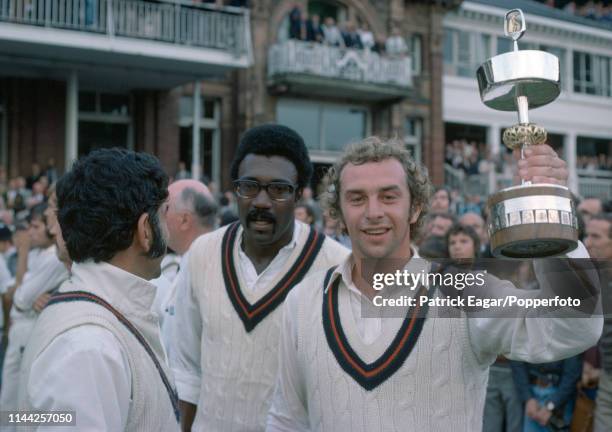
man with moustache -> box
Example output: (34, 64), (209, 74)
(17, 149), (180, 432)
(171, 124), (349, 431)
(267, 137), (601, 431)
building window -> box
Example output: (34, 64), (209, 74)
(178, 95), (221, 184)
(409, 34), (422, 75)
(444, 28), (490, 78)
(574, 51), (612, 97)
(276, 99), (369, 159)
(404, 118), (422, 164)
(78, 91), (131, 156)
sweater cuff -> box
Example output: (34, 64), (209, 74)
(173, 368), (200, 405)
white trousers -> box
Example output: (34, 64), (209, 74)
(0, 317), (36, 432)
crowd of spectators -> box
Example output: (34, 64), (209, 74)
(0, 160), (58, 227)
(287, 5), (409, 56)
(444, 139), (612, 179)
(578, 154), (612, 171)
(540, 0), (612, 23)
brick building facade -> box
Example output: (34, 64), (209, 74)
(0, 0), (462, 190)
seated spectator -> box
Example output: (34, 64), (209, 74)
(298, 12), (310, 41)
(322, 213), (351, 249)
(563, 1), (577, 14)
(457, 193), (483, 216)
(289, 6), (303, 40)
(26, 182), (45, 208)
(175, 161), (191, 180)
(358, 22), (375, 50)
(578, 197), (603, 223)
(459, 212), (490, 256)
(431, 186), (451, 213)
(342, 21), (363, 49)
(385, 27), (408, 56)
(418, 235), (448, 259)
(372, 34), (386, 55)
(294, 203), (315, 227)
(26, 163), (41, 190)
(306, 14), (324, 43)
(322, 17), (345, 47)
(426, 212), (457, 238)
(446, 224), (480, 260)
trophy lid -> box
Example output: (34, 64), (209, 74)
(476, 9), (560, 112)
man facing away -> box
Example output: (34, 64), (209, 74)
(17, 148), (180, 432)
(267, 137), (602, 432)
(171, 124), (349, 431)
(153, 179), (217, 362)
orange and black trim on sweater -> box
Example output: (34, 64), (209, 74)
(322, 266), (434, 391)
(222, 222), (326, 332)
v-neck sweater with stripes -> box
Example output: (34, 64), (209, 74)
(268, 246), (602, 432)
(179, 222), (349, 432)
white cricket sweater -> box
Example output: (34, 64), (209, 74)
(17, 261), (180, 432)
(181, 222), (349, 431)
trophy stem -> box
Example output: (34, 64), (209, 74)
(516, 95), (531, 185)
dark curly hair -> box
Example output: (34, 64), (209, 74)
(56, 148), (169, 263)
(445, 223), (480, 258)
(230, 124), (313, 189)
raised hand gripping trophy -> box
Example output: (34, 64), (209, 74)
(476, 9), (578, 258)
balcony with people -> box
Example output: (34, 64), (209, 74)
(267, 2), (415, 101)
(0, 0), (253, 88)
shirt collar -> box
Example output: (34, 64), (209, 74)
(238, 220), (302, 256)
(66, 260), (158, 318)
(325, 245), (426, 295)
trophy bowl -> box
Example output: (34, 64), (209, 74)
(476, 50), (560, 111)
(488, 184), (579, 258)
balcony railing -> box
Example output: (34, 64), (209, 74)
(268, 40), (412, 88)
(577, 169), (612, 200)
(445, 164), (612, 201)
(0, 0), (250, 55)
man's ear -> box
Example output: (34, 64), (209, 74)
(180, 212), (192, 231)
(295, 187), (303, 202)
(136, 213), (152, 253)
(409, 205), (422, 225)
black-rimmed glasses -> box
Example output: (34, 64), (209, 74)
(233, 179), (297, 202)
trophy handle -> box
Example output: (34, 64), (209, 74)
(504, 9), (526, 52)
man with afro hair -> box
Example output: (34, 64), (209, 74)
(171, 124), (349, 431)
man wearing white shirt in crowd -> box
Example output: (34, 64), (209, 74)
(0, 203), (68, 424)
(171, 125), (349, 431)
(0, 225), (14, 388)
(267, 137), (602, 431)
(385, 27), (408, 56)
(17, 149), (180, 432)
(152, 179), (217, 363)
(322, 17), (345, 47)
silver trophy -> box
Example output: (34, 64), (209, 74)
(476, 9), (578, 258)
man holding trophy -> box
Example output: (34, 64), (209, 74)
(266, 9), (602, 432)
